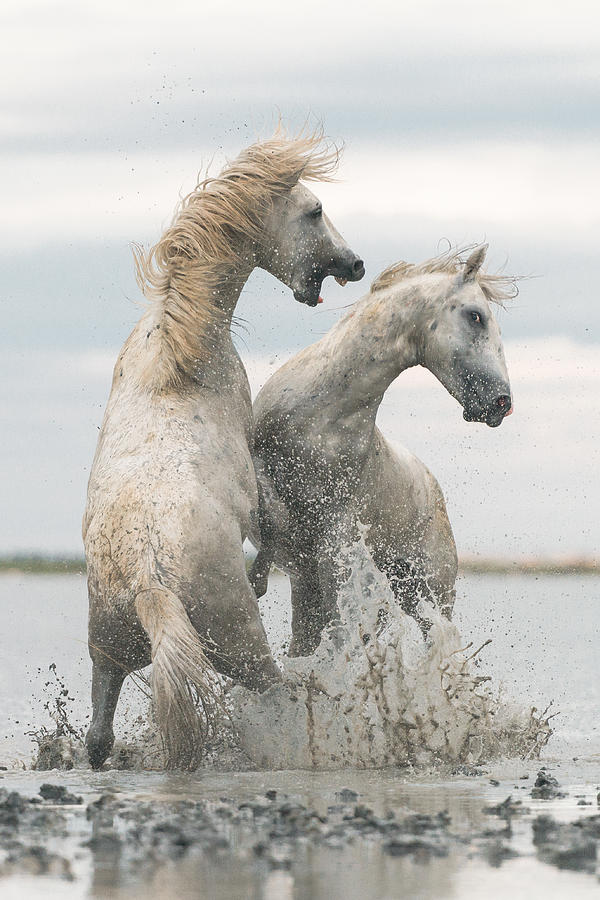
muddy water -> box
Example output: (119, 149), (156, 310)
(1, 571), (600, 897)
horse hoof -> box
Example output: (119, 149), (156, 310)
(86, 728), (114, 770)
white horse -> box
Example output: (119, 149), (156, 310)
(250, 246), (515, 654)
(83, 133), (365, 770)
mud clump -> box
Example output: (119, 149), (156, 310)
(39, 784), (83, 805)
(531, 769), (568, 800)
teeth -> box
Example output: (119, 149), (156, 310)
(335, 277), (348, 287)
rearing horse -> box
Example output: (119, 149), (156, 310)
(83, 133), (365, 770)
(250, 246), (515, 654)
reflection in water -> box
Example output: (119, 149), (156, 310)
(88, 803), (123, 897)
(91, 843), (460, 900)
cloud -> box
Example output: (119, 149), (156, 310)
(2, 0), (600, 153)
(3, 138), (600, 250)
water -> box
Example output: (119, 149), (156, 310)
(234, 541), (551, 769)
(1, 569), (600, 896)
(1, 568), (599, 763)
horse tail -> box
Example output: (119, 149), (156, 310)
(135, 586), (219, 770)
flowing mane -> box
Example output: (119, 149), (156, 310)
(132, 130), (340, 389)
(370, 245), (519, 306)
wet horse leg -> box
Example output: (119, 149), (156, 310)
(248, 546), (273, 599)
(289, 569), (327, 657)
(288, 550), (344, 657)
(86, 653), (127, 770)
(185, 559), (282, 692)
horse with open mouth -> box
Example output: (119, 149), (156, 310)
(82, 131), (364, 770)
(250, 245), (516, 654)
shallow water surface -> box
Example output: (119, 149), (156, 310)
(2, 762), (600, 899)
(1, 571), (600, 897)
(2, 570), (600, 761)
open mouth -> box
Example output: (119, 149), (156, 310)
(294, 263), (365, 306)
(293, 280), (324, 307)
(294, 274), (350, 306)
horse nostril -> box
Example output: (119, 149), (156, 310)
(353, 258), (364, 275)
(496, 394), (511, 410)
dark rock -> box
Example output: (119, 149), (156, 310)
(38, 784), (82, 805)
(337, 788), (358, 802)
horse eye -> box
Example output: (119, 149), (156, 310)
(470, 311), (482, 324)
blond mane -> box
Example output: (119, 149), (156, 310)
(132, 129), (340, 389)
(371, 245), (519, 306)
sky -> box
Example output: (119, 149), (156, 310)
(1, 0), (600, 556)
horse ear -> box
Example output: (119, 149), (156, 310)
(462, 244), (488, 282)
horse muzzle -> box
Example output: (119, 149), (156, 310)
(330, 255), (365, 286)
(463, 393), (513, 428)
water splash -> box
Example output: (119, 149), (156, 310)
(233, 537), (552, 769)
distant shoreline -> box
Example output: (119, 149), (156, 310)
(0, 555), (598, 577)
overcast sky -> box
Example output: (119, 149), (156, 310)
(1, 0), (599, 554)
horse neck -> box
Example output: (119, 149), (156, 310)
(306, 288), (421, 427)
(142, 258), (253, 392)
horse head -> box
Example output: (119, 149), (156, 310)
(258, 184), (365, 307)
(419, 246), (513, 428)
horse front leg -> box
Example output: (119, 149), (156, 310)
(288, 531), (347, 656)
(288, 569), (328, 657)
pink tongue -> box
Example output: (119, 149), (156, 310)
(317, 296), (324, 304)
(506, 404), (514, 416)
